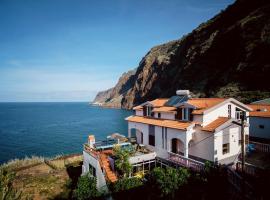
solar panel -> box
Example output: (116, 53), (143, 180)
(165, 95), (188, 106)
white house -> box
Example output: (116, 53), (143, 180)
(248, 99), (270, 142)
(126, 90), (252, 164)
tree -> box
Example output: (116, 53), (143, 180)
(74, 173), (99, 200)
(149, 167), (190, 198)
(113, 145), (132, 178)
(0, 167), (21, 200)
(111, 177), (143, 193)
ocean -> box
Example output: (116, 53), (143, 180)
(0, 102), (132, 164)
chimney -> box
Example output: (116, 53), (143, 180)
(88, 135), (95, 148)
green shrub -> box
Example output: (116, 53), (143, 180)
(74, 173), (99, 200)
(111, 177), (143, 193)
(149, 167), (190, 198)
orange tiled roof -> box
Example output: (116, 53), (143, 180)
(150, 99), (169, 107)
(133, 97), (227, 114)
(202, 117), (230, 132)
(152, 106), (176, 113)
(188, 98), (227, 114)
(248, 104), (270, 118)
(126, 115), (192, 130)
(133, 98), (169, 110)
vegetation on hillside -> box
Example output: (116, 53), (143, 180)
(74, 173), (99, 200)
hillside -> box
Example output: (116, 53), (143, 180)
(94, 0), (270, 109)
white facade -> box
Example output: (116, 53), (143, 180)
(128, 98), (251, 165)
(82, 151), (107, 190)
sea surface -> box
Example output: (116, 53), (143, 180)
(0, 102), (132, 164)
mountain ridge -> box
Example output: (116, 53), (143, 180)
(93, 0), (270, 109)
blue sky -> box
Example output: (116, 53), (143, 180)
(0, 0), (235, 102)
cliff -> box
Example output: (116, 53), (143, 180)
(93, 69), (136, 108)
(94, 0), (270, 109)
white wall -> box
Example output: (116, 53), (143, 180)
(203, 102), (249, 126)
(189, 129), (214, 161)
(82, 151), (107, 190)
(249, 117), (270, 139)
(193, 115), (203, 124)
(135, 110), (143, 116)
(214, 124), (241, 163)
(153, 112), (175, 120)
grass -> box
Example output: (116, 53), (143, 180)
(1, 154), (83, 200)
(2, 156), (45, 171)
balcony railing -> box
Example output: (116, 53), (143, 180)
(168, 152), (205, 172)
(249, 141), (270, 153)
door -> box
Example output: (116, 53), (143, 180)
(172, 138), (178, 153)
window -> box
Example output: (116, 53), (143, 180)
(259, 125), (264, 129)
(182, 108), (190, 121)
(222, 143), (230, 154)
(238, 140), (241, 146)
(235, 108), (246, 120)
(143, 105), (153, 117)
(214, 150), (217, 155)
(89, 164), (96, 177)
(149, 125), (155, 146)
(228, 105), (231, 118)
(158, 113), (161, 118)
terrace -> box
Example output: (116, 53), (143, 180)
(83, 133), (157, 183)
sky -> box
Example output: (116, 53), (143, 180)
(0, 0), (235, 102)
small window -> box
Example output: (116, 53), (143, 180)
(239, 140), (241, 146)
(222, 143), (230, 154)
(214, 150), (217, 155)
(149, 135), (155, 146)
(158, 113), (161, 118)
(149, 125), (155, 146)
(259, 125), (264, 129)
(182, 108), (189, 121)
(228, 105), (231, 118)
(89, 164), (96, 177)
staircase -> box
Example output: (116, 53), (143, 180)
(99, 153), (118, 183)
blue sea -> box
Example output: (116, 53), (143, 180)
(0, 102), (132, 164)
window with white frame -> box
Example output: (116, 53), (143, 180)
(235, 108), (245, 120)
(228, 105), (231, 118)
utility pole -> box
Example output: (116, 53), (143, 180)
(241, 112), (246, 174)
(233, 111), (247, 198)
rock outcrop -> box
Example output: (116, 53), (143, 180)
(93, 69), (136, 108)
(94, 0), (270, 109)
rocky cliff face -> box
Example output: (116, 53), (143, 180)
(94, 0), (270, 109)
(93, 69), (136, 108)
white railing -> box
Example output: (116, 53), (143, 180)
(249, 141), (270, 153)
(168, 152), (205, 172)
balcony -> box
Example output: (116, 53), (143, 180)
(168, 152), (205, 172)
